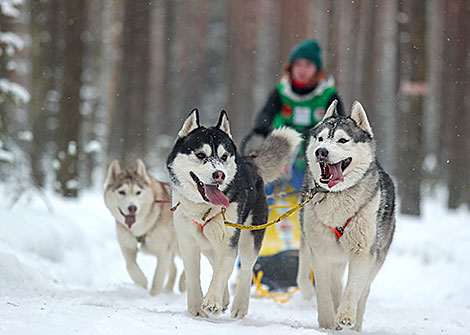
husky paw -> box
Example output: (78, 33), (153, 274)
(188, 307), (208, 318)
(336, 311), (355, 329)
(299, 285), (315, 301)
(202, 297), (224, 316)
(318, 314), (336, 330)
(149, 288), (160, 296)
(127, 265), (148, 289)
(231, 306), (248, 319)
(163, 286), (173, 294)
(130, 274), (148, 289)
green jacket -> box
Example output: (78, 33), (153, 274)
(273, 76), (337, 171)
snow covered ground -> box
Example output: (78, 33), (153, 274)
(1, 186), (469, 334)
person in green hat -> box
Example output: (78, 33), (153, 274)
(252, 39), (345, 190)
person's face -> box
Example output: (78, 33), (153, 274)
(291, 58), (317, 84)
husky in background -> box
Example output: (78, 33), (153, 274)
(298, 101), (396, 331)
(104, 159), (184, 295)
(167, 109), (301, 318)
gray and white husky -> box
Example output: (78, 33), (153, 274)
(104, 159), (184, 295)
(298, 101), (396, 331)
(167, 109), (301, 318)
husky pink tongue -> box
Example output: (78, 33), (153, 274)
(204, 184), (229, 208)
(125, 215), (136, 228)
(327, 162), (344, 188)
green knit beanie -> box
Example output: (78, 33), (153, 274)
(288, 39), (322, 69)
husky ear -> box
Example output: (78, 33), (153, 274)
(105, 160), (121, 187)
(216, 110), (232, 139)
(322, 100), (339, 120)
(136, 159), (151, 183)
(350, 101), (373, 137)
(177, 108), (200, 138)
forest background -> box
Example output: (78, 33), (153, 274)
(1, 0), (469, 216)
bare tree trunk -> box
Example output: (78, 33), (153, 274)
(374, 0), (398, 175)
(447, 0), (470, 209)
(56, 0), (87, 197)
(29, 0), (50, 186)
(396, 0), (427, 215)
(335, 0), (359, 110)
(162, 0), (180, 135)
(226, 0), (257, 140)
(423, 0), (445, 190)
(326, 0), (339, 78)
(279, 0), (310, 60)
(201, 0), (229, 124)
(111, 0), (151, 167)
(252, 0), (282, 123)
(359, 0), (378, 119)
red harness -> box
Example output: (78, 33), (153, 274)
(328, 217), (352, 240)
(154, 199), (171, 204)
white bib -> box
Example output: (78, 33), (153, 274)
(293, 106), (311, 126)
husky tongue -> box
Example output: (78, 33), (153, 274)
(125, 215), (136, 228)
(327, 162), (344, 188)
(204, 184), (229, 208)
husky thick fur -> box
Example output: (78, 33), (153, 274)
(298, 101), (396, 331)
(104, 159), (184, 295)
(167, 109), (301, 318)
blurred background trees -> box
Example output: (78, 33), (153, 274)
(0, 0), (469, 214)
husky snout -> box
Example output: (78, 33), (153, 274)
(315, 147), (329, 161)
(212, 170), (225, 182)
(128, 205), (137, 214)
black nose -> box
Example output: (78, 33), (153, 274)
(128, 205), (137, 214)
(212, 170), (225, 182)
(315, 148), (329, 159)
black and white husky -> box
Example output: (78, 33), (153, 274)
(167, 109), (301, 318)
(298, 101), (396, 331)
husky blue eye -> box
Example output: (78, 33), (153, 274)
(338, 138), (349, 144)
(119, 190), (126, 195)
(196, 152), (206, 159)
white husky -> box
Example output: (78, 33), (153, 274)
(104, 159), (184, 295)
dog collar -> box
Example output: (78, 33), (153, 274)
(329, 217), (352, 240)
(136, 234), (146, 244)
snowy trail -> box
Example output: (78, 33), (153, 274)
(1, 189), (469, 334)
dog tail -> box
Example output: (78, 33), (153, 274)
(251, 127), (302, 184)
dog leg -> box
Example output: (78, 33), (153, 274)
(231, 230), (258, 318)
(336, 253), (372, 330)
(297, 235), (315, 300)
(201, 248), (229, 312)
(120, 246), (147, 289)
(179, 235), (207, 317)
(354, 262), (381, 331)
(116, 224), (148, 289)
(310, 252), (336, 329)
(163, 255), (177, 293)
(222, 284), (230, 312)
(354, 285), (370, 332)
(178, 270), (186, 292)
(330, 262), (346, 312)
(150, 254), (170, 296)
(202, 246), (237, 316)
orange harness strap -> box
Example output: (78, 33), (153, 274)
(329, 217), (352, 240)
